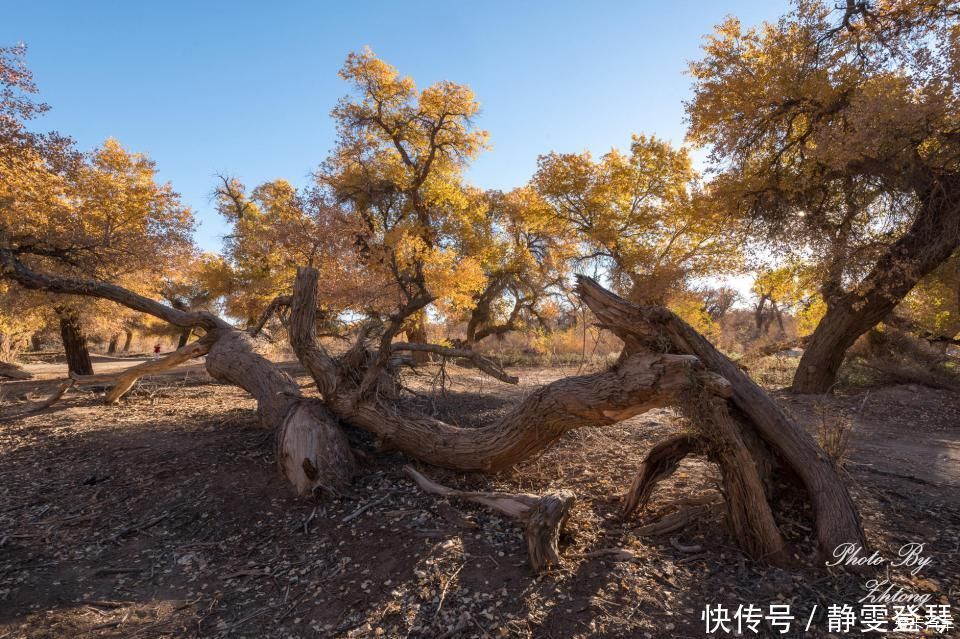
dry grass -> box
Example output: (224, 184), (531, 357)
(812, 400), (856, 468)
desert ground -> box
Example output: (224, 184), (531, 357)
(1, 359), (957, 638)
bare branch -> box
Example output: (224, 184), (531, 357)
(0, 379), (74, 422)
(249, 295), (292, 337)
(71, 339), (212, 403)
(390, 342), (519, 385)
(404, 466), (575, 571)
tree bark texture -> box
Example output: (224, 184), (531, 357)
(57, 308), (93, 376)
(575, 275), (866, 558)
(793, 173), (960, 392)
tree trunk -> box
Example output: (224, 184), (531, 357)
(31, 334), (43, 351)
(754, 294), (769, 333)
(575, 275), (866, 559)
(177, 327), (192, 348)
(791, 305), (860, 393)
(74, 339), (212, 403)
(3, 253), (866, 565)
(772, 302), (785, 334)
(332, 352), (731, 471)
(107, 333), (120, 354)
(57, 309), (93, 376)
(405, 311), (430, 364)
(793, 173), (960, 393)
(122, 329), (133, 352)
(204, 329), (354, 493)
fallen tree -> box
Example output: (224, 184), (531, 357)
(0, 250), (865, 568)
(0, 360), (32, 380)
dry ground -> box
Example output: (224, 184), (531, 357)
(1, 361), (958, 638)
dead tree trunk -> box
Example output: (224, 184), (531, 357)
(122, 329), (133, 352)
(575, 275), (866, 559)
(204, 329), (355, 494)
(290, 267), (792, 563)
(1, 251), (866, 567)
(0, 251), (353, 496)
(56, 308), (93, 376)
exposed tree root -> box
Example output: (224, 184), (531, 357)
(576, 275), (865, 558)
(404, 466), (575, 572)
(622, 434), (701, 519)
(689, 395), (788, 561)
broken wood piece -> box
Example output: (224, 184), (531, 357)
(403, 465), (574, 572)
(633, 501), (722, 536)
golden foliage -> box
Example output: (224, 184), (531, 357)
(534, 135), (739, 302)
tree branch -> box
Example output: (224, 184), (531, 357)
(0, 250), (229, 331)
(390, 342), (519, 384)
(249, 295), (292, 337)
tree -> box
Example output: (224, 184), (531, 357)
(1, 46), (196, 373)
(316, 48), (490, 361)
(450, 187), (573, 347)
(701, 285), (739, 322)
(900, 251), (960, 344)
(687, 0), (960, 392)
(533, 134), (738, 305)
(0, 282), (45, 363)
(214, 176), (372, 329)
(1, 47), (867, 570)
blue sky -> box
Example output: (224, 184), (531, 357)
(4, 1), (789, 253)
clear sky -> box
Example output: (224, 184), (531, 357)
(4, 1), (789, 254)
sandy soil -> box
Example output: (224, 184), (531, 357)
(17, 356), (206, 380)
(0, 365), (957, 638)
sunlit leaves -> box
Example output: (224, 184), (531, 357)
(534, 135), (738, 302)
